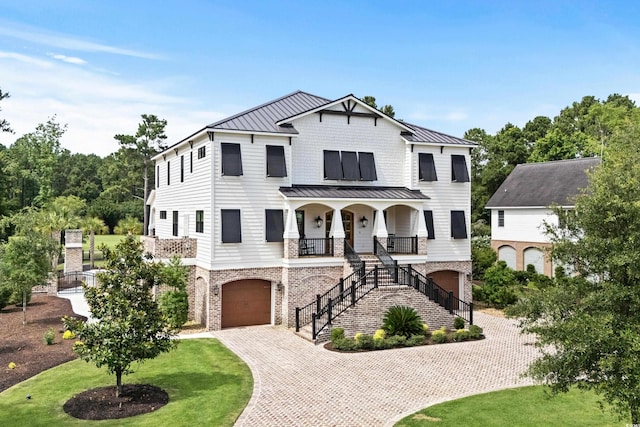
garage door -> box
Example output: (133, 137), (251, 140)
(221, 280), (271, 328)
(429, 270), (460, 300)
(498, 245), (516, 270)
(524, 247), (544, 274)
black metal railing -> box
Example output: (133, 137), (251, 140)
(57, 271), (96, 293)
(344, 240), (364, 272)
(387, 236), (418, 254)
(298, 237), (334, 257)
(373, 237), (399, 282)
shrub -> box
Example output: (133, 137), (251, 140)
(432, 328), (448, 344)
(422, 323), (429, 335)
(407, 335), (426, 346)
(330, 327), (345, 343)
(468, 324), (483, 339)
(354, 332), (363, 342)
(386, 335), (407, 347)
(333, 337), (357, 351)
(8, 362), (16, 369)
(382, 305), (424, 338)
(374, 338), (391, 350)
(471, 236), (497, 279)
(159, 289), (189, 329)
(9, 287), (31, 306)
(62, 330), (76, 340)
(453, 317), (465, 330)
(43, 328), (55, 345)
(355, 334), (374, 350)
(373, 329), (386, 340)
(453, 329), (470, 342)
(472, 284), (485, 301)
(0, 285), (12, 310)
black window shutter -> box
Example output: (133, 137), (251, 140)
(172, 210), (178, 236)
(451, 210), (467, 239)
(359, 152), (377, 181)
(324, 150), (343, 179)
(451, 155), (470, 182)
(423, 210), (435, 239)
(419, 153), (438, 181)
(266, 145), (287, 177)
(221, 209), (241, 243)
(341, 151), (360, 180)
(265, 209), (284, 242)
(221, 143), (243, 176)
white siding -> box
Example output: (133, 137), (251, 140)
(491, 208), (557, 243)
(412, 145), (472, 261)
(211, 133), (291, 269)
(152, 134), (213, 267)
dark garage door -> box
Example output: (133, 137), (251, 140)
(221, 280), (271, 328)
(429, 270), (460, 300)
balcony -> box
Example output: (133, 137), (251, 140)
(298, 237), (334, 257)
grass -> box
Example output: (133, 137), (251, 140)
(0, 339), (253, 426)
(395, 386), (627, 426)
(82, 234), (129, 251)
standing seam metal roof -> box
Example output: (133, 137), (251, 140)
(279, 185), (430, 200)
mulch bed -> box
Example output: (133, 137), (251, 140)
(0, 294), (170, 420)
(0, 294), (86, 393)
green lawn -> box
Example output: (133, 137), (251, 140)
(396, 386), (627, 426)
(0, 339), (253, 426)
(82, 234), (130, 250)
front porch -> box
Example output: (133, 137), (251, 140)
(294, 235), (420, 258)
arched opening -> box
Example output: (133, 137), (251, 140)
(524, 247), (544, 274)
(498, 245), (516, 270)
(430, 270), (461, 300)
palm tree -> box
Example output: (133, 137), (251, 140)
(81, 216), (107, 269)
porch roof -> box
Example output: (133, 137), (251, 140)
(279, 185), (430, 200)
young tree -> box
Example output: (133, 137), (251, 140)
(158, 256), (189, 330)
(114, 114), (167, 236)
(64, 235), (175, 397)
(508, 123), (640, 423)
(81, 216), (107, 268)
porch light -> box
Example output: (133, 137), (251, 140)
(315, 216), (323, 228)
(360, 216), (368, 228)
(213, 285), (219, 296)
(276, 281), (283, 292)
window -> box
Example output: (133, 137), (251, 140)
(451, 210), (467, 239)
(221, 143), (243, 176)
(265, 209), (284, 242)
(156, 165), (160, 187)
(266, 145), (287, 177)
(180, 155), (184, 183)
(498, 210), (504, 227)
(160, 210), (167, 219)
(198, 146), (206, 159)
(451, 155), (470, 182)
(172, 211), (179, 236)
(167, 161), (171, 185)
(196, 210), (204, 233)
(359, 152), (377, 181)
(324, 150), (377, 181)
(221, 209), (241, 243)
(341, 151), (360, 180)
(423, 210), (435, 239)
(419, 153), (438, 181)
(190, 151), (193, 173)
(324, 150), (343, 179)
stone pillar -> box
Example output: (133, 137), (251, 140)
(333, 237), (344, 257)
(418, 236), (428, 255)
(64, 229), (83, 273)
(285, 238), (299, 259)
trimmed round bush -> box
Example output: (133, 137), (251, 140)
(407, 335), (426, 346)
(330, 327), (345, 343)
(382, 305), (424, 338)
(355, 334), (374, 350)
(468, 324), (484, 339)
(453, 317), (465, 330)
(432, 329), (448, 344)
(453, 329), (470, 342)
(333, 337), (357, 351)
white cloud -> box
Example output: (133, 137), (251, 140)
(0, 20), (163, 60)
(407, 108), (468, 123)
(0, 52), (226, 156)
(627, 93), (640, 105)
(48, 53), (87, 65)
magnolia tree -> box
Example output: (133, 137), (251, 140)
(508, 124), (640, 423)
(64, 234), (186, 397)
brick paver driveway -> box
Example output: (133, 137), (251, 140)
(204, 312), (539, 426)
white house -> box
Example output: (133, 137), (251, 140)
(485, 157), (600, 276)
(143, 91), (475, 337)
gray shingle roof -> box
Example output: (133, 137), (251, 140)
(485, 157), (601, 208)
(208, 91), (330, 134)
(279, 185), (430, 200)
(402, 122), (475, 146)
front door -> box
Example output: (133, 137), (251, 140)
(325, 210), (354, 247)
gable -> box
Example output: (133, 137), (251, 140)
(486, 157), (601, 208)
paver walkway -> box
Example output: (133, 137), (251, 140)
(200, 312), (539, 426)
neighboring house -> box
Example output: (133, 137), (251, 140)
(485, 157), (601, 277)
(143, 91), (475, 337)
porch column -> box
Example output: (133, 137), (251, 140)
(283, 208), (300, 259)
(373, 209), (388, 250)
(415, 208), (428, 255)
(330, 209), (345, 257)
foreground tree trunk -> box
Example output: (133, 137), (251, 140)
(22, 290), (27, 325)
(116, 369), (123, 397)
(89, 231), (95, 269)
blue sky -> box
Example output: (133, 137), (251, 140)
(0, 0), (639, 156)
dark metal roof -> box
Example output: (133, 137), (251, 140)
(279, 185), (430, 200)
(485, 157), (601, 208)
(208, 91), (330, 134)
(402, 122), (475, 146)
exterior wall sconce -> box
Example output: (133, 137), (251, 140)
(315, 216), (323, 228)
(213, 285), (219, 296)
(276, 281), (283, 292)
(360, 216), (368, 228)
